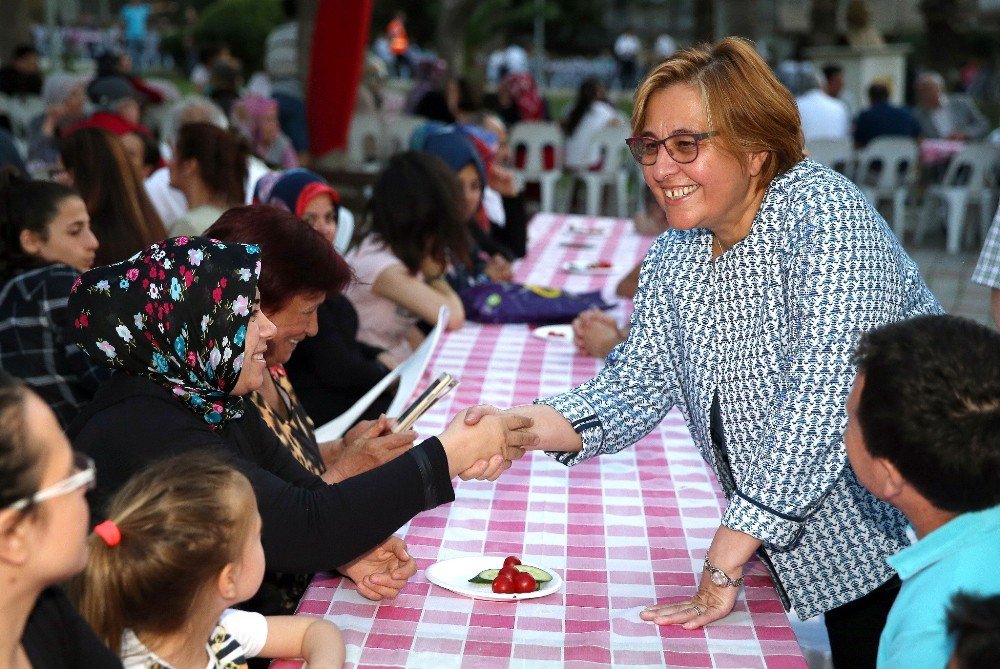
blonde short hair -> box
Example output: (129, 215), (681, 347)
(632, 37), (804, 191)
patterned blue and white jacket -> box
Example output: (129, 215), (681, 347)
(540, 159), (943, 619)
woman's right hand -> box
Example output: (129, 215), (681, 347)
(438, 407), (537, 478)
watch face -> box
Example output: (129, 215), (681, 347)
(710, 571), (727, 587)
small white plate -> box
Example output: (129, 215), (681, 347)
(566, 222), (606, 236)
(561, 260), (615, 274)
(532, 324), (574, 343)
(425, 556), (563, 601)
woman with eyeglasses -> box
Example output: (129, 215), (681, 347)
(0, 372), (122, 668)
(465, 38), (942, 668)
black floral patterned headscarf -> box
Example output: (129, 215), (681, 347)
(69, 236), (261, 428)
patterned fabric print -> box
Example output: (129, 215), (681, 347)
(68, 237), (261, 429)
(540, 159), (944, 619)
(0, 264), (110, 426)
(971, 206), (1000, 289)
(250, 364), (325, 474)
(119, 624), (248, 668)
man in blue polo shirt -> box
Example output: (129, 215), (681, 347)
(844, 314), (1000, 668)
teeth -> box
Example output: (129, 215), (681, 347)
(664, 185), (697, 199)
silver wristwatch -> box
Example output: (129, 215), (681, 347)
(704, 556), (744, 588)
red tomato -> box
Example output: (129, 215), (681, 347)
(498, 565), (518, 580)
(492, 575), (515, 594)
(513, 572), (536, 593)
(503, 556), (522, 568)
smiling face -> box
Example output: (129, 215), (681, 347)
(231, 289), (277, 395)
(639, 84), (766, 241)
(262, 290), (325, 367)
(19, 195), (99, 273)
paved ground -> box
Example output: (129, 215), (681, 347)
(905, 239), (994, 327)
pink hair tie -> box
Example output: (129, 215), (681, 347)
(94, 520), (122, 546)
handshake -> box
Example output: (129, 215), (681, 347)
(438, 405), (539, 481)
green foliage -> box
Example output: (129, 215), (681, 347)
(194, 0), (283, 73)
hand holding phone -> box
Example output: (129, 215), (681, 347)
(391, 372), (459, 433)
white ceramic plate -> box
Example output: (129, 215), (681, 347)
(531, 324), (574, 343)
(425, 556), (563, 601)
(561, 260), (615, 274)
(566, 222), (606, 236)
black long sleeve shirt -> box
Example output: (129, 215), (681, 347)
(68, 373), (455, 574)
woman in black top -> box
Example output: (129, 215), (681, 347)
(0, 372), (122, 668)
(66, 237), (534, 600)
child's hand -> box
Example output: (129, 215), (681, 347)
(339, 536), (416, 601)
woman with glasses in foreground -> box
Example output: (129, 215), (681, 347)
(466, 37), (941, 668)
(0, 372), (122, 668)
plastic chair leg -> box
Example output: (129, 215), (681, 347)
(583, 177), (601, 216)
(892, 190), (908, 240)
(944, 191), (970, 254)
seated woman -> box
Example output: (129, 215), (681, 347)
(168, 122), (249, 236)
(231, 94), (298, 170)
(415, 124), (517, 289)
(343, 152), (467, 364)
(67, 237), (532, 611)
(0, 372), (122, 668)
(205, 204), (408, 480)
(251, 170), (396, 426)
(562, 77), (626, 172)
(58, 127), (166, 266)
(0, 170), (108, 427)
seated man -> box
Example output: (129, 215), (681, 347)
(845, 314), (1000, 668)
(914, 71), (990, 140)
(853, 80), (920, 149)
(0, 44), (42, 96)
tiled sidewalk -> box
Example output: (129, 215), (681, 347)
(906, 243), (994, 327)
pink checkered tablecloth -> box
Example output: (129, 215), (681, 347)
(273, 214), (807, 669)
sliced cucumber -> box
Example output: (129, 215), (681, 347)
(467, 564), (553, 585)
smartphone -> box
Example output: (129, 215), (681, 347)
(391, 372), (459, 433)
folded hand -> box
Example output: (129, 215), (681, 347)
(339, 535), (417, 601)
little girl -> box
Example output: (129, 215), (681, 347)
(77, 453), (344, 669)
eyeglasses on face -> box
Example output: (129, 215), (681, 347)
(7, 452), (96, 512)
(625, 131), (720, 166)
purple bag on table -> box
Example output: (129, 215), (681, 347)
(460, 282), (614, 324)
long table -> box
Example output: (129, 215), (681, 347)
(274, 214), (807, 669)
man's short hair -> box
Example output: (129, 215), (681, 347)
(868, 81), (890, 104)
(822, 64), (843, 83)
(852, 314), (1000, 513)
(947, 592), (1000, 668)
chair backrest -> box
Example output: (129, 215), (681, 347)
(383, 114), (425, 157)
(855, 137), (919, 190)
(509, 121), (563, 176)
(312, 306), (451, 441)
(386, 305), (450, 418)
(806, 138), (855, 177)
(940, 143), (999, 191)
(2, 95), (45, 140)
(334, 206), (354, 254)
(347, 114), (385, 167)
(582, 124), (631, 181)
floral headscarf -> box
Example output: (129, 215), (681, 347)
(68, 236), (261, 428)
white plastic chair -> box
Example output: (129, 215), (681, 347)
(806, 138), (855, 178)
(572, 124), (631, 217)
(917, 143), (999, 254)
(383, 113), (425, 157)
(1, 95), (45, 140)
(509, 121), (564, 212)
(854, 137), (919, 239)
(334, 207), (354, 254)
(312, 306), (450, 441)
(347, 114), (386, 173)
